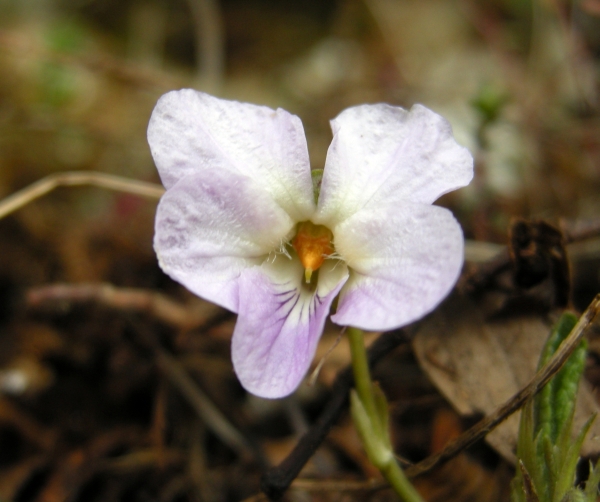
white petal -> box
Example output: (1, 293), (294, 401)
(154, 170), (294, 312)
(232, 256), (348, 398)
(331, 202), (464, 331)
(314, 103), (473, 227)
(148, 89), (316, 222)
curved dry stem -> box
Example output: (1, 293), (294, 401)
(0, 171), (164, 220)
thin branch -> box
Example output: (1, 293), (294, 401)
(405, 293), (600, 478)
(26, 282), (220, 331)
(0, 171), (164, 221)
(290, 477), (386, 492)
(244, 477), (388, 501)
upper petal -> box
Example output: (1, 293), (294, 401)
(154, 169), (295, 312)
(148, 89), (316, 222)
(314, 103), (473, 227)
(331, 202), (464, 331)
(232, 256), (348, 399)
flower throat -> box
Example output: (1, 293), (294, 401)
(291, 221), (334, 284)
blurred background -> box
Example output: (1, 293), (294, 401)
(0, 0), (599, 501)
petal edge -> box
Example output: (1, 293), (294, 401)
(315, 103), (473, 227)
(331, 202), (464, 331)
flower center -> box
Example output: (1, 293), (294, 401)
(292, 221), (334, 283)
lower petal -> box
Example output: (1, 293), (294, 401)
(331, 202), (464, 331)
(232, 256), (348, 399)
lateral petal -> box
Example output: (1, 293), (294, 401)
(331, 202), (464, 331)
(148, 89), (315, 222)
(232, 257), (348, 399)
(315, 104), (473, 227)
(154, 170), (295, 313)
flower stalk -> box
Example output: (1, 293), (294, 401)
(347, 327), (424, 502)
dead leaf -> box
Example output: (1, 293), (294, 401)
(413, 293), (600, 462)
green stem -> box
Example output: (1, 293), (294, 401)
(383, 457), (424, 502)
(347, 327), (382, 436)
(347, 327), (425, 502)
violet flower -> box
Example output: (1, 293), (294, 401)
(149, 90), (473, 398)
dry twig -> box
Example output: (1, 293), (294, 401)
(26, 282), (219, 331)
(0, 171), (164, 221)
(244, 477), (387, 501)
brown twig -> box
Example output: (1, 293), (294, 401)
(0, 171), (164, 221)
(405, 293), (600, 478)
(26, 282), (219, 331)
(244, 477), (387, 501)
(290, 477), (387, 492)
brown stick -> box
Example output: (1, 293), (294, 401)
(0, 171), (164, 221)
(26, 282), (217, 330)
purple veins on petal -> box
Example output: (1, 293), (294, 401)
(231, 258), (348, 399)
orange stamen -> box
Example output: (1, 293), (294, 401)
(291, 221), (334, 283)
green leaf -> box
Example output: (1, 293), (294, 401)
(513, 311), (590, 502)
(551, 339), (587, 441)
(553, 415), (596, 502)
(534, 313), (579, 444)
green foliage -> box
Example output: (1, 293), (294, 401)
(470, 82), (510, 149)
(45, 19), (88, 54)
(471, 82), (508, 126)
(512, 312), (599, 502)
(37, 19), (91, 108)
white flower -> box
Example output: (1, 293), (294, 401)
(149, 90), (473, 398)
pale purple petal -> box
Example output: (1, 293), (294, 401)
(232, 257), (348, 399)
(331, 202), (464, 331)
(148, 89), (315, 222)
(314, 104), (473, 227)
(154, 169), (295, 313)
